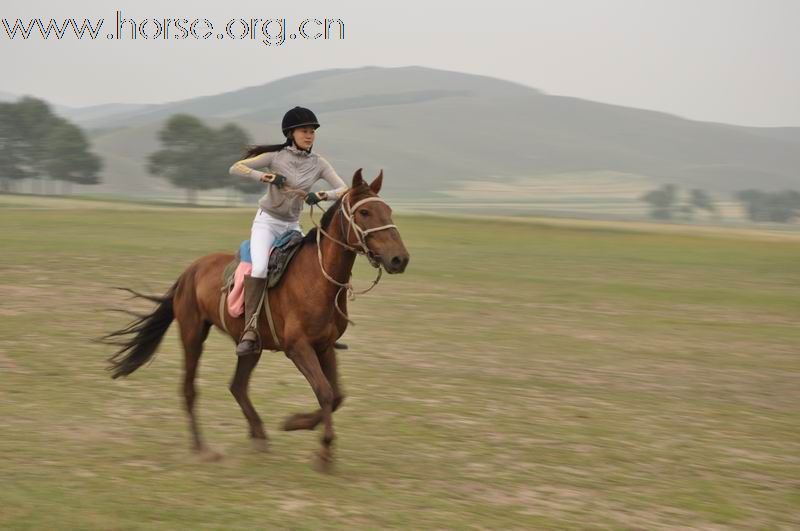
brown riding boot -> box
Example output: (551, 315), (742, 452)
(236, 274), (267, 356)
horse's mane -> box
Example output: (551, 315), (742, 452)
(302, 185), (372, 245)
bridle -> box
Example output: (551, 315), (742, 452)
(308, 189), (397, 324)
(332, 193), (398, 264)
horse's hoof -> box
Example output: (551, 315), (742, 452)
(194, 448), (223, 462)
(251, 438), (270, 453)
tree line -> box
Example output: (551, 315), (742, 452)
(0, 97), (259, 203)
(641, 184), (800, 223)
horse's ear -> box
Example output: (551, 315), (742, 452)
(352, 168), (364, 188)
(370, 170), (383, 194)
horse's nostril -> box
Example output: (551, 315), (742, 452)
(387, 255), (409, 272)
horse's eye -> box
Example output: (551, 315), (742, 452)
(359, 209), (370, 216)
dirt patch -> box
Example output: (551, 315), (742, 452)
(0, 349), (18, 370)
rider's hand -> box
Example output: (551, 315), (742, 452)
(304, 191), (327, 205)
(260, 173), (287, 188)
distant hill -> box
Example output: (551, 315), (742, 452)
(10, 66), (800, 201)
(57, 102), (159, 127)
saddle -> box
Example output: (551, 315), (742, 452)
(222, 229), (305, 293)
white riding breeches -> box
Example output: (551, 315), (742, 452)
(250, 208), (303, 278)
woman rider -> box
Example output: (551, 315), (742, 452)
(229, 106), (348, 356)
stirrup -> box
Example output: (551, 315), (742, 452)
(236, 330), (260, 356)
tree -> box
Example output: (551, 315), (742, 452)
(16, 97), (62, 194)
(148, 115), (251, 204)
(690, 189), (715, 212)
(681, 188), (718, 221)
(213, 123), (258, 202)
(0, 103), (28, 192)
(736, 189), (765, 221)
(640, 184), (678, 220)
(0, 98), (50, 192)
(44, 120), (102, 194)
(0, 97), (102, 194)
(736, 189), (800, 223)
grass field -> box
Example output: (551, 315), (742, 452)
(1, 196), (798, 529)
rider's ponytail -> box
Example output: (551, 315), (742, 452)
(242, 137), (292, 159)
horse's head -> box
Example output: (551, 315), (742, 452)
(342, 168), (410, 274)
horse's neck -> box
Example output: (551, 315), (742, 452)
(315, 210), (357, 292)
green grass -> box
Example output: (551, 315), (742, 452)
(0, 197), (798, 529)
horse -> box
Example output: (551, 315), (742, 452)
(103, 169), (409, 470)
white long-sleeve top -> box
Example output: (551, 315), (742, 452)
(229, 144), (348, 221)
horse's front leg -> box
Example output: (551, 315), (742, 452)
(285, 341), (336, 471)
(283, 344), (345, 431)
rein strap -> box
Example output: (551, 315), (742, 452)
(308, 190), (396, 324)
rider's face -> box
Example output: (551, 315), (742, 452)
(292, 127), (316, 150)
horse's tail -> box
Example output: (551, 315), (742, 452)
(103, 280), (179, 379)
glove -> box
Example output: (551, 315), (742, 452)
(261, 173), (287, 188)
(304, 191), (326, 205)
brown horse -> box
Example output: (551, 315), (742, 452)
(103, 169), (409, 469)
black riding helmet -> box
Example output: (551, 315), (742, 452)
(281, 106), (320, 138)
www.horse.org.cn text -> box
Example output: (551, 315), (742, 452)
(1, 10), (345, 46)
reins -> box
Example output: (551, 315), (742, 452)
(308, 190), (397, 324)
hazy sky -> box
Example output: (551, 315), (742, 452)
(1, 0), (798, 126)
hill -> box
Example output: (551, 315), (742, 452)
(12, 66), (800, 201)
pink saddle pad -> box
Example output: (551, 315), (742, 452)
(227, 261), (252, 317)
(227, 247), (278, 317)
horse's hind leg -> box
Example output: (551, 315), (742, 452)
(179, 318), (220, 460)
(229, 352), (268, 451)
(283, 345), (345, 431)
